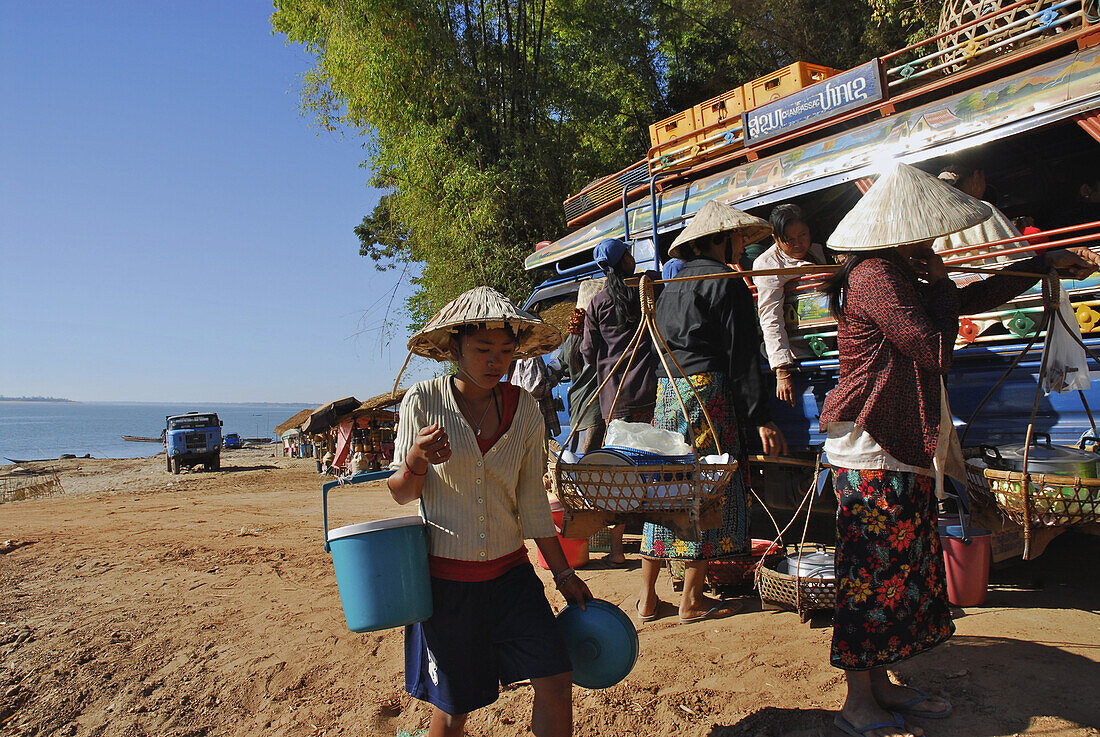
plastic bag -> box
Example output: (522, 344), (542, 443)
(1044, 283), (1091, 395)
(603, 420), (693, 456)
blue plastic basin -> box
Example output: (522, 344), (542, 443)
(556, 599), (638, 689)
(327, 516), (433, 632)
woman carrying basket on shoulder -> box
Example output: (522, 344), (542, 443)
(388, 287), (592, 737)
(581, 237), (660, 566)
(637, 200), (788, 625)
(820, 163), (1099, 737)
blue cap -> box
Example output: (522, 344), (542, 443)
(661, 258), (685, 280)
(593, 238), (628, 270)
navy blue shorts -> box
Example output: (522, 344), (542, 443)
(404, 562), (573, 715)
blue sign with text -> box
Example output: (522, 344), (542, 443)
(745, 59), (884, 145)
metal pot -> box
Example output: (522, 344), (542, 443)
(980, 433), (1100, 478)
(780, 545), (835, 580)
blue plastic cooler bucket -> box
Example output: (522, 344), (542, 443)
(322, 470), (432, 632)
(327, 516), (433, 631)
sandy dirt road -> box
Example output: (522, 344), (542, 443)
(1, 448), (1098, 736)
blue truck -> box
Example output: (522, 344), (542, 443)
(165, 412), (222, 474)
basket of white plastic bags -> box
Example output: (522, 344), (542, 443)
(550, 275), (739, 541)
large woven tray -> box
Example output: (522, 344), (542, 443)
(550, 459), (738, 541)
(965, 459), (1100, 527)
(756, 547), (837, 623)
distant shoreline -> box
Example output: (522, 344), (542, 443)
(0, 397), (77, 403)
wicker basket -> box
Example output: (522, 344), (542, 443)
(552, 274), (743, 541)
(756, 546), (838, 622)
(552, 459), (737, 515)
(709, 551), (783, 592)
(937, 0), (1068, 70)
(588, 526), (613, 553)
(964, 459), (1100, 527)
(706, 539), (782, 591)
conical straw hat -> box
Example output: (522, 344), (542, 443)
(669, 200), (772, 259)
(827, 163), (992, 251)
(407, 286), (563, 361)
(576, 277), (605, 310)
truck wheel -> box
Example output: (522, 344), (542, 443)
(171, 458), (181, 475)
(209, 456), (220, 472)
(167, 456), (172, 473)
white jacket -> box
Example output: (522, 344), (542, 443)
(751, 242), (827, 370)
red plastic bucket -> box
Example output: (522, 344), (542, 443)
(538, 501), (590, 570)
(940, 525), (991, 607)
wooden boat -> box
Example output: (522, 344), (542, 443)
(122, 435), (162, 443)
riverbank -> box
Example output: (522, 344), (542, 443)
(1, 448), (1097, 736)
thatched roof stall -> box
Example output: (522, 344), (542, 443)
(301, 396), (361, 435)
(274, 409), (313, 437)
(355, 388), (408, 415)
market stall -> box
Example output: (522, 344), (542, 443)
(275, 409), (313, 457)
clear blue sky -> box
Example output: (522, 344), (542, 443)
(0, 1), (430, 403)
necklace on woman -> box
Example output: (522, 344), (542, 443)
(453, 379), (499, 437)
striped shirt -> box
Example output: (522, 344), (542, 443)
(393, 376), (557, 561)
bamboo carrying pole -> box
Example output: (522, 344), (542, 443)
(630, 262), (1051, 287)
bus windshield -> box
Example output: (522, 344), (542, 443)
(168, 415), (218, 430)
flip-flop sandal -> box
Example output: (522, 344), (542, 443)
(636, 601), (661, 623)
(891, 687), (952, 719)
(600, 555), (629, 568)
(833, 711), (908, 737)
(678, 599), (743, 624)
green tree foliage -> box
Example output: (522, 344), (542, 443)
(272, 0), (937, 330)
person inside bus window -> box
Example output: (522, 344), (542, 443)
(1054, 173), (1100, 241)
(821, 163), (1099, 737)
(933, 164), (1029, 270)
(751, 204), (828, 406)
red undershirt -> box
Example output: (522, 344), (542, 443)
(430, 383), (530, 582)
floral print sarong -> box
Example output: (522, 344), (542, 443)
(831, 468), (955, 670)
(640, 372), (749, 560)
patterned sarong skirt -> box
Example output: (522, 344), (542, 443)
(831, 467), (955, 670)
(640, 372), (749, 560)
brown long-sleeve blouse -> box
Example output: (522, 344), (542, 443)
(819, 254), (1045, 467)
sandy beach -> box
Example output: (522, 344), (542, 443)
(1, 447), (1098, 736)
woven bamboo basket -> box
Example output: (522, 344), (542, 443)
(756, 546), (838, 622)
(553, 273), (743, 541)
(964, 459), (1100, 527)
(708, 549), (784, 592)
(751, 453), (835, 621)
(551, 457), (739, 540)
(587, 526), (613, 553)
(937, 0), (1067, 70)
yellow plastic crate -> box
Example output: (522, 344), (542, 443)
(744, 62), (840, 109)
(696, 87), (747, 130)
(648, 107), (699, 147)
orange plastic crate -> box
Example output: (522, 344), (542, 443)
(744, 62), (840, 109)
(697, 87), (746, 130)
(648, 107), (699, 147)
